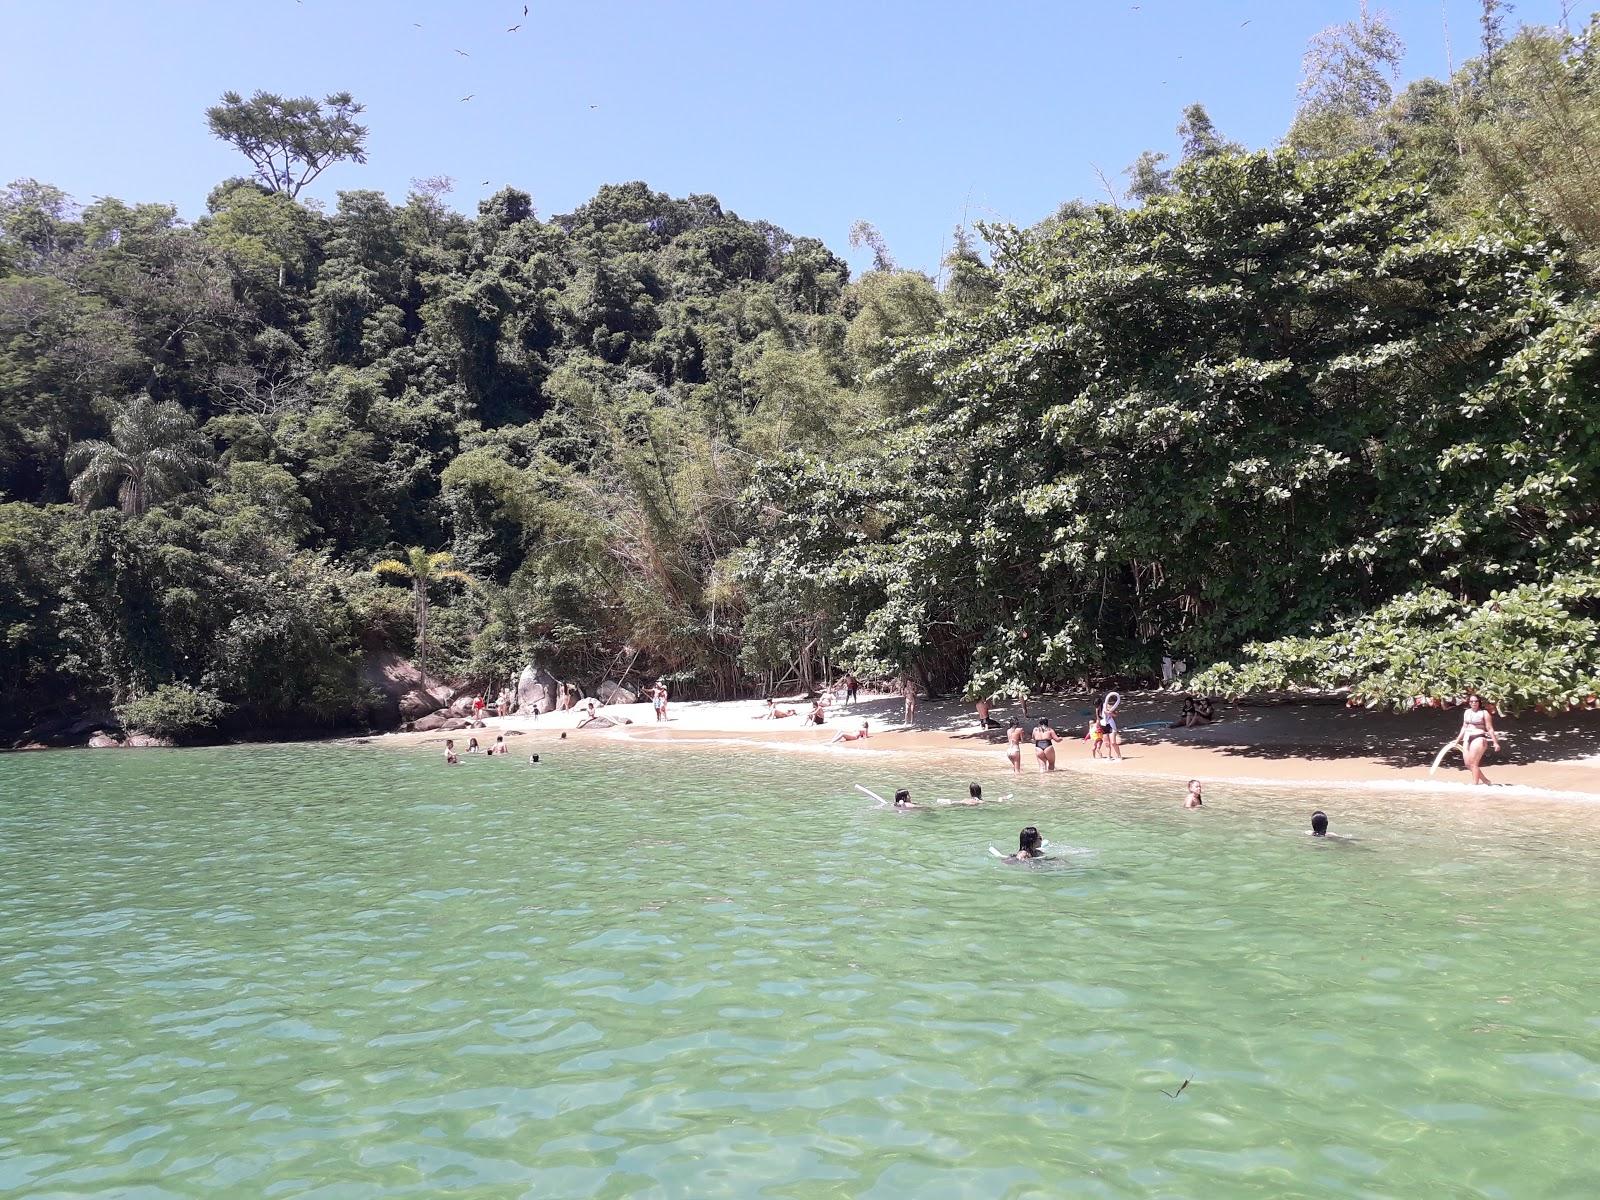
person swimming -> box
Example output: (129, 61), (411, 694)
(892, 788), (925, 811)
(467, 736), (480, 753)
(1185, 779), (1204, 809)
(1003, 826), (1045, 863)
(491, 735), (507, 755)
(444, 737), (459, 765)
(1311, 810), (1329, 836)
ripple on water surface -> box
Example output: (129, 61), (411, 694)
(3, 742), (1600, 1197)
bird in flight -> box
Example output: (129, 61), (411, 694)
(1241, 18), (1252, 27)
(412, 21), (422, 27)
(588, 103), (599, 109)
(507, 24), (521, 32)
(460, 94), (474, 102)
(523, 3), (529, 13)
(481, 179), (491, 185)
(1161, 1078), (1191, 1099)
(454, 48), (470, 56)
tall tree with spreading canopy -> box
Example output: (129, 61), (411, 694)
(206, 91), (368, 199)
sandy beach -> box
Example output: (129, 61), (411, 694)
(371, 690), (1600, 800)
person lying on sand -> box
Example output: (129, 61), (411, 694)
(830, 721), (870, 744)
(756, 698), (798, 720)
(1185, 779), (1204, 809)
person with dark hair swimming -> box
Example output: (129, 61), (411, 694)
(1311, 810), (1329, 836)
(1185, 779), (1204, 809)
(1002, 826), (1046, 863)
(940, 782), (998, 807)
(892, 788), (925, 811)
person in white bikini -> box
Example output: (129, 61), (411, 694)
(1458, 695), (1501, 785)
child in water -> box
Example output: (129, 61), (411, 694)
(444, 738), (459, 765)
(1185, 779), (1204, 809)
(467, 736), (480, 753)
(892, 788), (924, 810)
(491, 735), (507, 755)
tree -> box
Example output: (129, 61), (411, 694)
(66, 395), (211, 516)
(1288, 7), (1405, 155)
(206, 91), (368, 199)
(371, 547), (474, 681)
(848, 220), (896, 272)
(1177, 103), (1241, 162)
(1122, 150), (1173, 204)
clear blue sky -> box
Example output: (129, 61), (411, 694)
(0, 0), (1576, 275)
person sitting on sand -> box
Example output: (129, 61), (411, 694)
(1311, 810), (1329, 837)
(1185, 779), (1204, 809)
(830, 721), (870, 744)
(1003, 826), (1045, 863)
(807, 699), (827, 725)
(444, 738), (459, 765)
(1006, 719), (1025, 775)
(585, 698), (599, 720)
(1170, 695), (1215, 729)
(1032, 718), (1059, 772)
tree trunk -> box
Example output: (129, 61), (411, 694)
(416, 581), (429, 683)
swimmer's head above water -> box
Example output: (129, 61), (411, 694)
(1018, 826), (1043, 857)
(1186, 779), (1203, 807)
(969, 783), (982, 800)
(1311, 810), (1329, 836)
(893, 788), (912, 807)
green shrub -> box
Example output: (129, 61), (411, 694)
(116, 683), (232, 739)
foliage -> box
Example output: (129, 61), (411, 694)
(67, 395), (212, 515)
(206, 91), (369, 199)
(115, 682), (231, 738)
(1190, 575), (1600, 716)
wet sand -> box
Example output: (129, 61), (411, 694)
(370, 691), (1600, 801)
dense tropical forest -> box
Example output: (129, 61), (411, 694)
(4, 7), (1599, 741)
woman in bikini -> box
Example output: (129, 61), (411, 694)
(1458, 694), (1501, 785)
(1006, 719), (1025, 775)
(1032, 718), (1058, 773)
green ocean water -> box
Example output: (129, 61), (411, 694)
(2, 741), (1598, 1198)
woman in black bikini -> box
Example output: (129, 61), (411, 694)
(1032, 718), (1058, 773)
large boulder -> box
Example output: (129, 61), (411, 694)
(598, 680), (637, 705)
(124, 732), (176, 748)
(359, 652), (445, 728)
(87, 731), (123, 749)
(412, 711), (450, 732)
(517, 663), (560, 714)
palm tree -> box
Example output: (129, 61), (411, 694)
(371, 547), (475, 681)
(67, 395), (212, 516)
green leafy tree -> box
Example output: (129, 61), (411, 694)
(66, 395), (211, 515)
(371, 547), (474, 680)
(206, 90), (368, 199)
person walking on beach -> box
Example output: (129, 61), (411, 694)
(1006, 718), (1025, 774)
(843, 671), (859, 705)
(901, 676), (917, 724)
(1458, 695), (1501, 785)
(652, 680), (669, 722)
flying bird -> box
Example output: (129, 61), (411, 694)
(461, 94), (474, 102)
(1241, 19), (1252, 27)
(588, 103), (599, 109)
(1161, 1078), (1191, 1099)
(413, 21), (422, 27)
(481, 179), (491, 185)
(507, 24), (521, 32)
(454, 48), (470, 56)
(523, 3), (529, 13)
